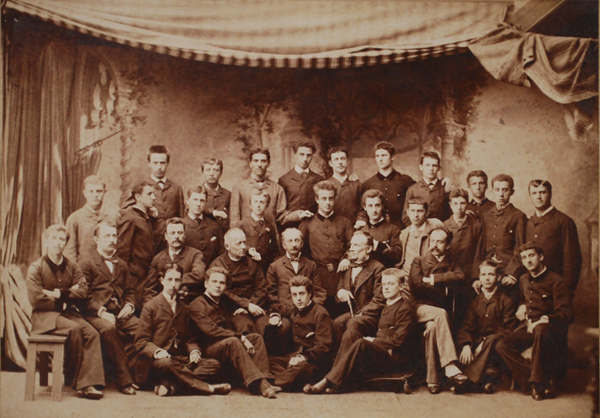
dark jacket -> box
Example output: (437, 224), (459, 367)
(278, 169), (323, 226)
(443, 214), (483, 282)
(336, 258), (385, 315)
(402, 179), (451, 226)
(372, 297), (418, 357)
(239, 216), (280, 272)
(518, 269), (574, 326)
(359, 219), (402, 268)
(183, 214), (224, 267)
(266, 255), (327, 309)
(408, 252), (465, 308)
(209, 253), (267, 309)
(117, 206), (156, 279)
(299, 213), (354, 267)
(466, 198), (495, 221)
(329, 176), (362, 225)
(188, 293), (243, 351)
(202, 184), (231, 234)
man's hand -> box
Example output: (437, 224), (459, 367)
(501, 275), (517, 286)
(298, 210), (314, 220)
(100, 311), (116, 326)
(516, 304), (527, 321)
(527, 316), (549, 333)
(247, 303), (265, 316)
(472, 280), (482, 294)
(422, 276), (434, 286)
(459, 345), (473, 365)
(233, 308), (249, 316)
(336, 289), (354, 303)
(268, 314), (282, 327)
(213, 210), (228, 220)
(241, 336), (255, 355)
(189, 351), (202, 364)
(354, 220), (367, 230)
(117, 304), (135, 321)
(337, 259), (351, 272)
(441, 177), (455, 193)
(149, 207), (159, 218)
(154, 349), (171, 360)
(288, 355), (306, 367)
(363, 336), (374, 342)
(42, 289), (61, 299)
(248, 248), (262, 261)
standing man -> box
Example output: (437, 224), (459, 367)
(327, 147), (362, 226)
(466, 170), (495, 221)
(278, 140), (323, 228)
(358, 141), (416, 230)
(183, 185), (224, 267)
(402, 151), (452, 226)
(64, 175), (115, 262)
(117, 181), (156, 312)
(201, 157), (231, 235)
(230, 148), (287, 229)
(26, 225), (105, 399)
(80, 221), (138, 395)
(526, 180), (582, 296)
(122, 145), (185, 251)
(144, 218), (206, 305)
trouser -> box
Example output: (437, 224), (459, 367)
(463, 334), (504, 384)
(151, 356), (220, 394)
(205, 334), (271, 387)
(230, 313), (259, 335)
(495, 322), (563, 390)
(255, 315), (292, 356)
(332, 313), (379, 350)
(52, 313), (105, 391)
(415, 304), (458, 385)
(85, 314), (139, 388)
(269, 355), (322, 390)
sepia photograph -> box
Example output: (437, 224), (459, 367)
(0, 1), (598, 417)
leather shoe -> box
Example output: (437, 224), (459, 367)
(120, 384), (136, 395)
(544, 385), (558, 399)
(271, 385), (283, 393)
(303, 383), (325, 395)
(427, 384), (441, 395)
(154, 385), (175, 397)
(483, 383), (496, 394)
(212, 383), (231, 395)
(324, 387), (339, 394)
(77, 386), (104, 400)
(448, 373), (468, 385)
(531, 385), (544, 401)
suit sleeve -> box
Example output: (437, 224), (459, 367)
(432, 263), (465, 285)
(298, 221), (312, 261)
(188, 301), (240, 340)
(135, 304), (161, 358)
(374, 225), (402, 267)
(26, 262), (57, 311)
(63, 214), (78, 262)
(121, 264), (136, 307)
(549, 278), (574, 325)
(456, 299), (478, 348)
(250, 265), (268, 307)
(373, 303), (417, 350)
(505, 211), (527, 278)
(408, 258), (446, 301)
(80, 261), (103, 314)
(304, 311), (333, 362)
(116, 216), (135, 264)
(265, 264), (280, 307)
(67, 263), (89, 300)
(143, 256), (161, 306)
(401, 187), (414, 228)
(562, 217), (582, 293)
(177, 186), (185, 218)
(274, 185), (289, 227)
(229, 186), (242, 228)
(182, 251), (206, 286)
(498, 295), (519, 336)
(309, 265), (327, 303)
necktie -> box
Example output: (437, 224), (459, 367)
(101, 254), (118, 264)
(301, 172), (308, 180)
(158, 181), (165, 189)
(428, 183), (435, 189)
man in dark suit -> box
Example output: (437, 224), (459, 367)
(26, 224), (105, 399)
(80, 221), (138, 395)
(134, 264), (228, 396)
(278, 140), (324, 228)
(269, 276), (334, 391)
(327, 147), (362, 226)
(189, 267), (280, 398)
(201, 157), (231, 235)
(117, 180), (156, 312)
(408, 226), (467, 393)
(333, 231), (385, 346)
(121, 145), (185, 251)
(303, 268), (418, 394)
(184, 185), (224, 267)
(143, 218), (206, 305)
(465, 170), (495, 221)
(209, 228), (268, 334)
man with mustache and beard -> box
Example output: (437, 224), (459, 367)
(143, 218), (206, 306)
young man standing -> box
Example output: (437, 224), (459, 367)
(402, 151), (452, 226)
(496, 243), (573, 401)
(278, 140), (323, 228)
(117, 181), (156, 312)
(201, 157), (231, 235)
(327, 146), (362, 225)
(27, 225), (105, 399)
(465, 170), (495, 220)
(64, 175), (115, 262)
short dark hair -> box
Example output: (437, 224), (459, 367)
(93, 220), (117, 238)
(420, 151), (441, 165)
(165, 217), (184, 229)
(313, 180), (337, 198)
(352, 230), (374, 249)
(131, 180), (153, 201)
(518, 242), (544, 257)
(250, 190), (271, 206)
(327, 146), (348, 160)
(449, 188), (469, 201)
(293, 140), (316, 154)
(289, 276), (313, 295)
(406, 196), (429, 213)
(147, 145), (170, 163)
(374, 141), (395, 157)
(186, 185), (208, 199)
(201, 158), (223, 172)
(528, 179), (552, 195)
(479, 259), (500, 274)
(362, 189), (385, 208)
(429, 225), (453, 244)
(467, 170), (488, 185)
(248, 148), (271, 163)
(491, 174), (515, 190)
(205, 266), (229, 282)
(161, 263), (183, 278)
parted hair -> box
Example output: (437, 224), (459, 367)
(361, 189), (385, 208)
(187, 185), (208, 199)
(147, 145), (171, 163)
(374, 141), (396, 157)
(248, 148), (271, 163)
(518, 241), (545, 257)
(201, 158), (223, 172)
(165, 217), (184, 228)
(205, 266), (230, 282)
(249, 190), (271, 206)
(281, 227), (304, 241)
(353, 230), (374, 249)
(313, 180), (338, 197)
(528, 179), (552, 195)
(449, 188), (469, 201)
(93, 220), (117, 237)
(479, 259), (500, 274)
(293, 140), (317, 154)
(289, 276), (313, 294)
(161, 262), (183, 278)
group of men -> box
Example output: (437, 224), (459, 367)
(26, 140), (582, 402)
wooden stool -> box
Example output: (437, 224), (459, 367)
(25, 334), (67, 401)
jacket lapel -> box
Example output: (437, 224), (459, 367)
(158, 293), (175, 317)
(354, 260), (374, 291)
(93, 251), (114, 281)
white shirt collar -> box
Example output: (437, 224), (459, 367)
(204, 182), (220, 192)
(151, 174), (167, 184)
(295, 166), (309, 175)
(535, 206), (554, 218)
(162, 291), (176, 304)
(481, 287), (497, 300)
(318, 210), (334, 218)
(169, 248), (182, 259)
(530, 266), (548, 279)
(410, 222), (427, 233)
(433, 254), (445, 262)
(85, 205), (103, 215)
(287, 252), (301, 261)
(187, 213), (202, 221)
(251, 212), (265, 222)
(386, 295), (402, 306)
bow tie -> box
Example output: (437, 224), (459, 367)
(102, 255), (118, 264)
(289, 257), (300, 262)
(349, 262), (364, 269)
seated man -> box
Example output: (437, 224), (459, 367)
(209, 228), (268, 334)
(26, 224), (105, 399)
(80, 221), (139, 395)
(456, 260), (518, 394)
(495, 242), (574, 401)
(408, 226), (467, 394)
(134, 264), (228, 396)
(269, 276), (334, 391)
(143, 217), (206, 305)
(189, 267), (281, 398)
(334, 231), (385, 346)
(303, 268), (418, 394)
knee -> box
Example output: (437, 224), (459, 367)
(154, 358), (174, 371)
(96, 320), (118, 336)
